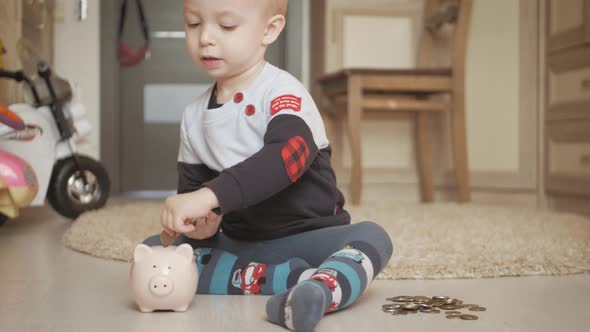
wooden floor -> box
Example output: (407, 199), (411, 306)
(1, 204), (589, 332)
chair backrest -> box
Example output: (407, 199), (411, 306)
(416, 0), (473, 72)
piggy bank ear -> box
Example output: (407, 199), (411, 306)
(133, 244), (153, 263)
(175, 243), (194, 262)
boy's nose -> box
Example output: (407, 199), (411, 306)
(199, 25), (215, 46)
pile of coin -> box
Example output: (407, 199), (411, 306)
(382, 295), (486, 320)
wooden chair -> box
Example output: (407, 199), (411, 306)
(317, 0), (473, 205)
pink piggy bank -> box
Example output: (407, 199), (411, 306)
(129, 244), (198, 312)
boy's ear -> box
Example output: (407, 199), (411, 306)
(262, 14), (286, 46)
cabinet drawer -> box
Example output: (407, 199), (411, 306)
(548, 141), (590, 177)
(546, 139), (590, 196)
(546, 120), (590, 195)
(547, 0), (590, 52)
(547, 119), (590, 142)
(548, 65), (590, 106)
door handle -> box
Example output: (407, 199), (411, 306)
(78, 0), (88, 21)
(151, 31), (186, 39)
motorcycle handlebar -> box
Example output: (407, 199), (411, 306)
(0, 69), (41, 106)
(37, 62), (51, 80)
(0, 69), (25, 82)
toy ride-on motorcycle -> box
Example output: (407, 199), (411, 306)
(0, 62), (110, 225)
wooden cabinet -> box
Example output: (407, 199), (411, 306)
(0, 0), (53, 104)
(546, 121), (590, 195)
(547, 0), (590, 52)
(545, 0), (590, 207)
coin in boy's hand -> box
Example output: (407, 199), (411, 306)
(160, 230), (176, 246)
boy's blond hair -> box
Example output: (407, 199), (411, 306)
(267, 0), (288, 17)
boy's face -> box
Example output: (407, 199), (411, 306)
(183, 0), (271, 80)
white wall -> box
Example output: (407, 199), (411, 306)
(466, 0), (519, 172)
(54, 0), (101, 159)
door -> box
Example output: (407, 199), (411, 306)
(118, 0), (291, 192)
(0, 0), (54, 104)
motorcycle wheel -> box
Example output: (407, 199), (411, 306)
(47, 155), (110, 219)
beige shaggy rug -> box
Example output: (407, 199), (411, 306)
(63, 201), (590, 280)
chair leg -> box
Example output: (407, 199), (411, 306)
(326, 110), (343, 172)
(451, 96), (471, 202)
(347, 75), (363, 205)
(415, 113), (434, 202)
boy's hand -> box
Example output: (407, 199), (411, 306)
(184, 211), (223, 240)
(161, 187), (219, 236)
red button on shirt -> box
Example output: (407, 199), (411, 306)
(234, 92), (244, 103)
(245, 104), (255, 116)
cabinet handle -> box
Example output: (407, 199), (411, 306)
(581, 154), (590, 167)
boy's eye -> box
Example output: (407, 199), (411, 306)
(187, 22), (201, 28)
(221, 25), (237, 31)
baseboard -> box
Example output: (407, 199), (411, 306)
(337, 181), (540, 209)
(548, 195), (590, 217)
(333, 164), (542, 208)
(334, 166), (537, 190)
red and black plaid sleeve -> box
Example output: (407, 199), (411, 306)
(282, 136), (310, 182)
(204, 115), (318, 214)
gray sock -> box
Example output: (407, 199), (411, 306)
(266, 280), (332, 332)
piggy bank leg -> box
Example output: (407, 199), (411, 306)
(138, 306), (155, 313)
(174, 305), (189, 312)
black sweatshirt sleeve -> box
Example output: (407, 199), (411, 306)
(177, 162), (219, 194)
(204, 114), (319, 214)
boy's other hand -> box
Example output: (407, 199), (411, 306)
(161, 187), (219, 235)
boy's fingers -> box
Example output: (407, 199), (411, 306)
(160, 208), (166, 227)
(174, 215), (195, 233)
(164, 210), (173, 231)
(182, 223), (196, 233)
(164, 225), (176, 237)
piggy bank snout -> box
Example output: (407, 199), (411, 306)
(149, 275), (174, 297)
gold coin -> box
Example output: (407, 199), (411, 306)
(412, 296), (431, 303)
(159, 230), (176, 246)
(382, 304), (402, 309)
(433, 299), (447, 307)
(391, 310), (407, 315)
(469, 306), (487, 312)
(445, 298), (456, 305)
(446, 314), (461, 319)
(433, 296), (449, 300)
(388, 296), (412, 302)
(445, 311), (462, 314)
(440, 304), (460, 310)
(420, 309), (440, 314)
(401, 304), (419, 310)
(460, 314), (478, 320)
